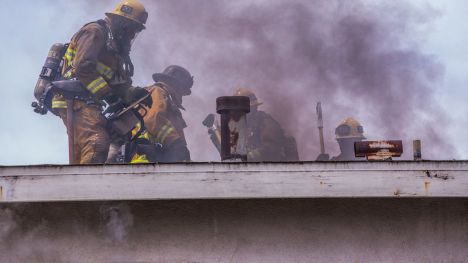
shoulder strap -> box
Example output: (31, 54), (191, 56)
(96, 20), (117, 53)
(81, 20), (116, 53)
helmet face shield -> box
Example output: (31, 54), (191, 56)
(335, 117), (365, 139)
(122, 19), (144, 36)
(335, 124), (352, 137)
(356, 125), (364, 134)
(137, 11), (148, 26)
(109, 15), (143, 52)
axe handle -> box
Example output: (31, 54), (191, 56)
(66, 99), (75, 164)
(207, 127), (222, 154)
(316, 102), (326, 154)
(318, 127), (325, 154)
(211, 132), (222, 154)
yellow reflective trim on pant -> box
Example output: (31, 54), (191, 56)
(63, 69), (73, 79)
(130, 123), (151, 141)
(156, 125), (170, 143)
(139, 131), (150, 140)
(131, 122), (142, 137)
(52, 100), (68, 109)
(86, 76), (107, 94)
(96, 62), (114, 80)
(131, 153), (149, 164)
(160, 127), (174, 145)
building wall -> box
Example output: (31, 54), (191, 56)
(1, 198), (467, 262)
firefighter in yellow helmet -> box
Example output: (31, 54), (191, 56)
(316, 117), (366, 161)
(51, 0), (151, 164)
(126, 65), (194, 163)
(233, 88), (299, 162)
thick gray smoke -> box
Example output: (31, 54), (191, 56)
(73, 0), (454, 160)
(100, 203), (134, 243)
(133, 0), (453, 160)
(0, 207), (17, 240)
(0, 203), (136, 262)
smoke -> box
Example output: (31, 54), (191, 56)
(0, 203), (137, 262)
(60, 0), (454, 160)
(100, 203), (134, 243)
(0, 207), (17, 241)
(128, 0), (452, 160)
(0, 205), (62, 262)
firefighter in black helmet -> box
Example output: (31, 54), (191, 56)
(128, 65), (194, 163)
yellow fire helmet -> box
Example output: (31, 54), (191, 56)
(233, 88), (263, 107)
(106, 0), (148, 29)
(335, 117), (366, 140)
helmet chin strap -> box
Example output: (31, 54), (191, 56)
(123, 54), (134, 77)
(120, 35), (135, 77)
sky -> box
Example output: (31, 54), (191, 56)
(0, 0), (466, 165)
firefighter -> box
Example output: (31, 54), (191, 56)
(128, 65), (194, 163)
(233, 88), (299, 162)
(51, 0), (151, 164)
(316, 117), (366, 161)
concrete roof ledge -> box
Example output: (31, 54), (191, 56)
(1, 161), (467, 202)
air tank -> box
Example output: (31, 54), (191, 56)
(33, 43), (65, 101)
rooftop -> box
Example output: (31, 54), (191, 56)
(1, 161), (467, 202)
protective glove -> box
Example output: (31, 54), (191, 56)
(102, 94), (125, 115)
(130, 87), (153, 108)
(103, 100), (125, 116)
(103, 93), (120, 105)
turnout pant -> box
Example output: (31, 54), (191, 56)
(57, 101), (110, 164)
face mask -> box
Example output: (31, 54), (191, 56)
(111, 17), (142, 49)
